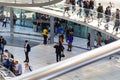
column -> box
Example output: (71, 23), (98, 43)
(50, 16), (54, 44)
(90, 28), (95, 49)
(32, 0), (34, 4)
(19, 9), (22, 26)
(10, 8), (14, 39)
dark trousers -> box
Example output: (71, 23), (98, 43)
(2, 22), (6, 27)
(25, 51), (29, 62)
(43, 35), (47, 45)
(56, 53), (61, 62)
(67, 42), (72, 51)
(0, 54), (3, 62)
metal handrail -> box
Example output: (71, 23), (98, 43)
(0, 0), (63, 7)
(10, 39), (120, 80)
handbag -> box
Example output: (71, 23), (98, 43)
(61, 52), (65, 57)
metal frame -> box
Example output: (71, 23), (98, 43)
(0, 0), (62, 7)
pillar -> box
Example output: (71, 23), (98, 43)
(90, 28), (95, 49)
(10, 8), (14, 39)
(50, 16), (54, 44)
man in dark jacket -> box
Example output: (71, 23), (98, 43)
(54, 43), (64, 62)
(0, 36), (7, 53)
(24, 40), (31, 62)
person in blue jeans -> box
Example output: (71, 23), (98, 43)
(37, 23), (42, 33)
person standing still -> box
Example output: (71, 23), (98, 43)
(42, 28), (48, 45)
(54, 43), (64, 62)
(24, 40), (31, 62)
(2, 17), (7, 28)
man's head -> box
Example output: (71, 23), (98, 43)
(25, 40), (28, 43)
(5, 49), (9, 53)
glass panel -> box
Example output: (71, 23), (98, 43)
(0, 0), (15, 3)
(43, 1), (120, 37)
(15, 0), (32, 4)
(0, 0), (53, 4)
(33, 0), (50, 3)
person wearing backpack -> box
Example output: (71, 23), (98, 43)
(54, 42), (64, 62)
(24, 40), (31, 62)
(0, 36), (7, 53)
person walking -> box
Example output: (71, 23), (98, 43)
(89, 0), (94, 21)
(2, 17), (7, 27)
(113, 9), (120, 33)
(70, 0), (76, 13)
(24, 40), (31, 62)
(104, 6), (111, 30)
(77, 0), (83, 18)
(83, 0), (90, 23)
(63, 0), (70, 17)
(54, 43), (64, 62)
(97, 32), (102, 47)
(97, 3), (103, 27)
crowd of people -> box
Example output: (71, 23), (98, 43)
(0, 36), (32, 76)
(0, 0), (118, 76)
(63, 0), (120, 33)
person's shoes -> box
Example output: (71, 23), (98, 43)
(24, 60), (27, 62)
(26, 60), (29, 62)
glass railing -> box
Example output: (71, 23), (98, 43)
(43, 3), (120, 38)
(0, 0), (63, 7)
(0, 0), (52, 4)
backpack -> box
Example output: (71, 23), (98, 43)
(11, 54), (14, 59)
(3, 39), (7, 45)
